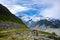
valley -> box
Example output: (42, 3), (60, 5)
(0, 4), (60, 40)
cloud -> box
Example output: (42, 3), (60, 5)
(1, 4), (31, 14)
(0, 0), (31, 14)
(26, 0), (60, 19)
(40, 0), (60, 19)
(0, 0), (60, 20)
(0, 0), (14, 5)
(7, 5), (31, 14)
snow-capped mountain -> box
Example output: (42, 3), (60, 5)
(18, 14), (60, 28)
(18, 14), (44, 27)
(34, 19), (60, 30)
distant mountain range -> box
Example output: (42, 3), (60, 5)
(18, 13), (60, 28)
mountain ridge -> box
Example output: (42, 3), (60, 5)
(18, 14), (60, 28)
(0, 4), (29, 29)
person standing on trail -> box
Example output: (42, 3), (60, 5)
(32, 30), (38, 36)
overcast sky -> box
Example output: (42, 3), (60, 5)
(0, 0), (60, 20)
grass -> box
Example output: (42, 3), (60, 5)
(0, 4), (30, 40)
(0, 28), (30, 40)
(0, 27), (60, 40)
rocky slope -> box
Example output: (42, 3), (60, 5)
(0, 4), (29, 29)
